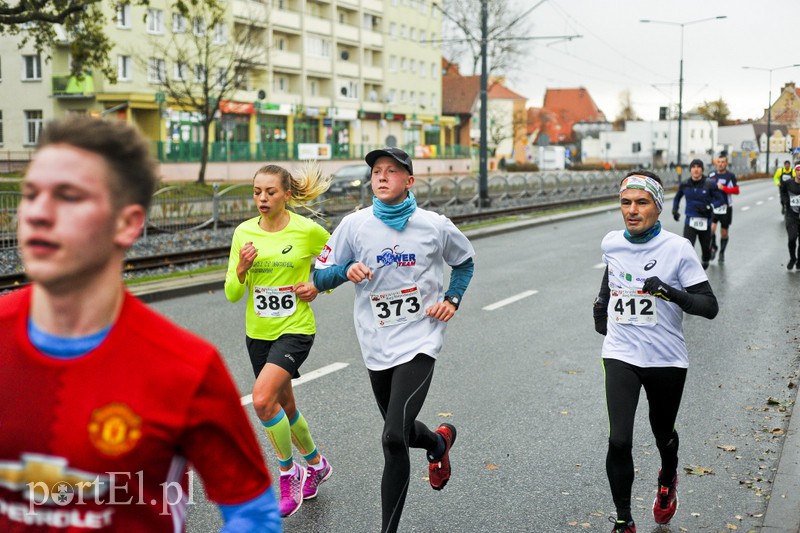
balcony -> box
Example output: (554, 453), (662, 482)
(52, 73), (95, 98)
(336, 60), (359, 77)
(305, 16), (331, 35)
(361, 29), (383, 48)
(271, 50), (302, 71)
(335, 22), (359, 42)
(305, 56), (332, 74)
(362, 0), (384, 14)
(233, 0), (269, 25)
(271, 9), (301, 30)
(362, 65), (383, 80)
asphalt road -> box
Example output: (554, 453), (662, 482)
(151, 178), (800, 533)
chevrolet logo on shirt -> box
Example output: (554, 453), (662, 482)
(0, 453), (108, 503)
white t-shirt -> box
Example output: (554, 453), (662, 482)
(601, 229), (708, 368)
(315, 206), (475, 370)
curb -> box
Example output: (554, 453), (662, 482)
(761, 390), (800, 533)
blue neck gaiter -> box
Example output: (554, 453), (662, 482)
(624, 220), (662, 244)
(372, 191), (417, 231)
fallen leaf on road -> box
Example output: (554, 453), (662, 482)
(726, 524), (738, 530)
(691, 512), (701, 517)
(485, 463), (499, 470)
(684, 465), (715, 476)
(766, 397), (780, 405)
(437, 412), (453, 417)
(717, 444), (737, 452)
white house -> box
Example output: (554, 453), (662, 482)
(581, 119), (719, 168)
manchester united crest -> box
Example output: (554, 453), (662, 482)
(88, 402), (142, 456)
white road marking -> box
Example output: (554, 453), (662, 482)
(240, 362), (350, 406)
(768, 196), (775, 201)
(757, 200), (764, 205)
(593, 263), (605, 269)
(741, 206), (751, 211)
(483, 290), (538, 311)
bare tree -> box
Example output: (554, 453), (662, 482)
(613, 89), (640, 130)
(439, 0), (531, 78)
(0, 1), (205, 80)
(138, 1), (266, 184)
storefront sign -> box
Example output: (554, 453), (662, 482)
(220, 101), (255, 114)
(297, 143), (332, 160)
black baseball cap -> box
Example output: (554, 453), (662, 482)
(365, 147), (414, 175)
(689, 158), (704, 169)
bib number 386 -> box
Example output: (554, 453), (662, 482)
(610, 289), (657, 325)
(254, 285), (296, 318)
(370, 286), (423, 327)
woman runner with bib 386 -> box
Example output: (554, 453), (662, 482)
(225, 162), (333, 518)
(312, 147), (475, 533)
(592, 170), (718, 532)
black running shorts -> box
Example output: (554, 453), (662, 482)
(246, 334), (314, 379)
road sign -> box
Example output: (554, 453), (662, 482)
(155, 91), (166, 104)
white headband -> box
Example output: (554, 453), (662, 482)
(620, 175), (664, 212)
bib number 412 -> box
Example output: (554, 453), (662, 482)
(610, 289), (657, 325)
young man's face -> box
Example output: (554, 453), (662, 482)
(370, 156), (414, 205)
(716, 157), (728, 173)
(18, 144), (141, 290)
(620, 188), (659, 235)
(690, 164), (703, 180)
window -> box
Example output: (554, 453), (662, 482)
(410, 91), (416, 105)
(400, 57), (406, 71)
(409, 59), (416, 74)
(213, 23), (227, 44)
(305, 36), (331, 58)
(117, 3), (131, 28)
(388, 89), (396, 103)
(22, 55), (41, 80)
(274, 76), (288, 93)
(419, 0), (426, 14)
(410, 28), (416, 41)
(431, 62), (437, 79)
(147, 9), (164, 34)
(430, 33), (436, 48)
(24, 110), (43, 145)
(389, 23), (396, 38)
(0, 111), (4, 144)
(419, 61), (425, 77)
(400, 25), (407, 39)
(309, 79), (317, 96)
(340, 79), (358, 99)
(216, 67), (226, 88)
(400, 90), (406, 103)
(194, 64), (207, 82)
(430, 93), (436, 108)
(173, 61), (187, 81)
(275, 36), (286, 51)
(172, 13), (187, 33)
(389, 55), (397, 72)
(193, 17), (205, 36)
(117, 55), (132, 81)
(147, 58), (165, 82)
(420, 30), (426, 45)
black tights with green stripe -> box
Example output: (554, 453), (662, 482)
(604, 358), (686, 522)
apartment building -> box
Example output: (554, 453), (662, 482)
(0, 0), (454, 164)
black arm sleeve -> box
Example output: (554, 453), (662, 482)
(597, 266), (610, 303)
(668, 280), (718, 319)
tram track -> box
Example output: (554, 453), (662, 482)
(0, 194), (617, 293)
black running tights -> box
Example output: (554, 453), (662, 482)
(683, 225), (712, 263)
(785, 215), (800, 260)
(368, 353), (440, 533)
(603, 358), (687, 519)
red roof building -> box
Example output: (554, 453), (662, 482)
(527, 87), (607, 144)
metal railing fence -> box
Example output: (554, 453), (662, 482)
(0, 165), (751, 252)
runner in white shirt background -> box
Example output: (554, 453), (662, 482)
(592, 170), (719, 533)
(312, 147), (475, 533)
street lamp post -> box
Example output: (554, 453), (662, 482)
(742, 64), (800, 175)
(640, 16), (726, 179)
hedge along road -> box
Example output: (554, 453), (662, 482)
(148, 178), (799, 533)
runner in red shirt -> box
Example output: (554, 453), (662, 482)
(0, 118), (280, 532)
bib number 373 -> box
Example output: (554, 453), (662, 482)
(254, 285), (296, 318)
(610, 289), (657, 325)
(370, 286), (423, 327)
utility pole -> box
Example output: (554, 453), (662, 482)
(478, 0), (489, 207)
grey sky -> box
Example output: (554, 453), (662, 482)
(469, 0), (800, 122)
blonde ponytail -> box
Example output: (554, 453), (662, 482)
(252, 161), (331, 214)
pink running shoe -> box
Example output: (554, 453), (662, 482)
(278, 463), (307, 517)
(302, 455), (332, 500)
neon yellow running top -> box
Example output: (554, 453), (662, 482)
(225, 211), (330, 340)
